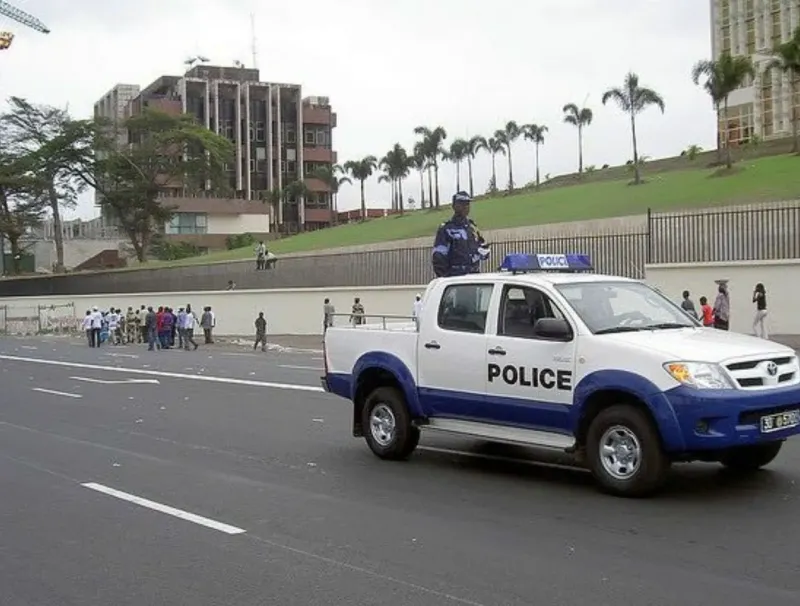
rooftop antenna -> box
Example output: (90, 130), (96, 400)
(250, 13), (258, 70)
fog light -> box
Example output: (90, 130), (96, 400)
(695, 420), (710, 434)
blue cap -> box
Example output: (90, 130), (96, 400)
(452, 191), (472, 204)
(500, 253), (593, 273)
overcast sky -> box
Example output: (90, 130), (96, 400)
(1, 0), (716, 219)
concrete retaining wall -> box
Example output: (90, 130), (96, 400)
(2, 259), (799, 338)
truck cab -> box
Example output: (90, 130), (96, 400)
(322, 253), (800, 497)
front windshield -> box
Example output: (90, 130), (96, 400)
(554, 280), (699, 334)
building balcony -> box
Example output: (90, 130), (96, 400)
(305, 177), (331, 192)
(157, 193), (269, 215)
(302, 106), (337, 127)
(303, 147), (336, 163)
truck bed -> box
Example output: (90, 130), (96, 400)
(324, 318), (418, 377)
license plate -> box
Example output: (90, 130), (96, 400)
(760, 410), (800, 433)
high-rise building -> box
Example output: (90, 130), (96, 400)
(91, 65), (337, 250)
(709, 0), (799, 145)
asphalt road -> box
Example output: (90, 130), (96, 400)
(1, 336), (800, 605)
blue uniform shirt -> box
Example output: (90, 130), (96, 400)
(431, 215), (488, 277)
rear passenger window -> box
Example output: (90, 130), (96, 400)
(437, 284), (494, 333)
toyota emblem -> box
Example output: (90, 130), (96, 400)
(766, 362), (779, 376)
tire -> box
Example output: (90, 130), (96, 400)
(719, 441), (783, 472)
(362, 386), (420, 460)
(586, 404), (671, 498)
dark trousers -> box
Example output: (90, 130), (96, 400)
(90, 328), (101, 347)
(184, 328), (197, 350)
(203, 328), (213, 344)
(714, 318), (729, 330)
(256, 256), (265, 270)
(254, 331), (267, 351)
(147, 328), (159, 350)
(86, 329), (92, 346)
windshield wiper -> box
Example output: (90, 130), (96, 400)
(641, 323), (692, 330)
(594, 326), (643, 334)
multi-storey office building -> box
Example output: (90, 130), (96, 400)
(710, 0), (799, 145)
(92, 65), (337, 251)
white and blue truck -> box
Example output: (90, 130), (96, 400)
(321, 253), (800, 497)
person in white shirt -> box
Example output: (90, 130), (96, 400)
(81, 310), (92, 346)
(182, 304), (198, 350)
(107, 309), (120, 345)
(412, 294), (423, 330)
(89, 306), (103, 347)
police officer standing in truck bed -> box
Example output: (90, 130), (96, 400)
(431, 191), (490, 277)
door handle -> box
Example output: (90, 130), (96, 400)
(488, 347), (506, 355)
(424, 341), (441, 350)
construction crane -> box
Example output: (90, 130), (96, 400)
(0, 1), (50, 49)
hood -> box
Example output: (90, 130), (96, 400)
(602, 327), (794, 363)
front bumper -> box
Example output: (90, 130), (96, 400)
(654, 383), (800, 452)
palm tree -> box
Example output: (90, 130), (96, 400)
(562, 103), (593, 174)
(692, 53), (755, 168)
(446, 138), (469, 191)
(476, 136), (506, 193)
(260, 187), (282, 231)
(377, 172), (395, 209)
(690, 60), (725, 164)
(380, 143), (410, 213)
(283, 180), (309, 231)
(309, 163), (351, 222)
(464, 135), (482, 198)
(495, 121), (521, 190)
(409, 148), (428, 209)
(413, 125), (446, 208)
(522, 124), (547, 188)
(601, 73), (665, 185)
(765, 25), (800, 152)
(343, 155), (378, 220)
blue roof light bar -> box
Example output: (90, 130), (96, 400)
(499, 253), (593, 274)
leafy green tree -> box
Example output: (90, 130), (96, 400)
(283, 180), (310, 230)
(476, 136), (506, 193)
(412, 126), (446, 207)
(260, 187), (283, 231)
(343, 156), (378, 220)
(71, 109), (234, 262)
(1, 97), (91, 273)
(562, 103), (593, 174)
(766, 25), (800, 152)
(692, 53), (755, 168)
(522, 124), (547, 188)
(601, 72), (665, 185)
(0, 143), (46, 274)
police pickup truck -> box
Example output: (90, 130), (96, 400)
(321, 253), (800, 497)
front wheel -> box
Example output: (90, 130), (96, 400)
(719, 441), (783, 472)
(586, 404), (671, 498)
(362, 386), (420, 460)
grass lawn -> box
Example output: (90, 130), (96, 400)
(148, 154), (800, 268)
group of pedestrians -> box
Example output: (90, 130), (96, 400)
(681, 281), (769, 338)
(81, 304), (218, 351)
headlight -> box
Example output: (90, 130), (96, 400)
(663, 362), (734, 389)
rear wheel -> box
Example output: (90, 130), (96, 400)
(362, 386), (419, 460)
(719, 441), (783, 472)
(586, 404), (671, 497)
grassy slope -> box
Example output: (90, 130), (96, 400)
(150, 154), (800, 267)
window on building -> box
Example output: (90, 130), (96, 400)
(286, 129), (297, 144)
(256, 121), (265, 142)
(304, 129), (316, 144)
(249, 159), (256, 173)
(315, 129), (328, 146)
(166, 213), (208, 235)
(287, 160), (296, 174)
(280, 160), (287, 173)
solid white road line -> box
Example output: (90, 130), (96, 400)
(70, 376), (160, 385)
(31, 387), (83, 399)
(279, 364), (321, 371)
(81, 482), (246, 535)
(104, 352), (140, 359)
(0, 354), (324, 392)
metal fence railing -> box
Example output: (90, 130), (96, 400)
(0, 205), (797, 296)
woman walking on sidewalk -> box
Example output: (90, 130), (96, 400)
(752, 283), (768, 339)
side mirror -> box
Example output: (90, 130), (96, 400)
(533, 318), (573, 341)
